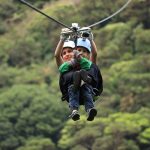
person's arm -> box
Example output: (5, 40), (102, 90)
(59, 58), (79, 73)
(79, 57), (92, 70)
(89, 36), (97, 64)
(54, 28), (71, 68)
(73, 50), (92, 70)
(59, 62), (70, 73)
(54, 39), (64, 68)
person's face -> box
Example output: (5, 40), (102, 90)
(76, 46), (90, 59)
(62, 47), (74, 62)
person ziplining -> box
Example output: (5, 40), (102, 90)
(18, 0), (132, 121)
(55, 25), (103, 121)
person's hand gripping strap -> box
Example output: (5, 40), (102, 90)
(73, 50), (82, 61)
(60, 28), (72, 41)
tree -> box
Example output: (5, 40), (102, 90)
(0, 85), (68, 150)
(17, 137), (56, 150)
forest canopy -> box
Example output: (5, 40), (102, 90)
(0, 0), (149, 150)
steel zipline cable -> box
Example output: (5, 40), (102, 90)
(19, 0), (132, 30)
(18, 0), (74, 31)
(88, 0), (132, 28)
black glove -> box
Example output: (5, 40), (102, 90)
(73, 50), (82, 61)
(68, 59), (78, 68)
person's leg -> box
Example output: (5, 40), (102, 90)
(80, 84), (97, 121)
(73, 71), (81, 91)
(68, 85), (80, 121)
(73, 69), (93, 91)
(80, 69), (92, 84)
(59, 71), (74, 101)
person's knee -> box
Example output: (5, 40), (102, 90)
(81, 83), (92, 91)
(80, 84), (93, 97)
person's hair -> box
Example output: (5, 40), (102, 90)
(77, 46), (90, 54)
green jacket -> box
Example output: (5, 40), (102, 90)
(59, 57), (92, 73)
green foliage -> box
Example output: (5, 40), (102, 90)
(71, 145), (87, 150)
(96, 23), (132, 61)
(0, 22), (8, 35)
(93, 137), (140, 150)
(138, 108), (150, 145)
(59, 112), (149, 150)
(0, 0), (149, 150)
(124, 0), (150, 29)
(17, 137), (56, 150)
(0, 0), (17, 20)
(27, 22), (54, 61)
(0, 84), (68, 150)
(76, 0), (131, 26)
(105, 55), (150, 112)
(138, 128), (150, 145)
(7, 37), (42, 67)
(58, 117), (90, 149)
(0, 65), (54, 88)
(103, 113), (149, 135)
(134, 27), (150, 54)
(0, 36), (14, 64)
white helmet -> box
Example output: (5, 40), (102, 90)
(77, 38), (91, 52)
(63, 40), (75, 49)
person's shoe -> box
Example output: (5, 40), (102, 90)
(73, 71), (81, 91)
(69, 110), (80, 121)
(80, 69), (92, 84)
(87, 108), (97, 121)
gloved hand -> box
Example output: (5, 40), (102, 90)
(80, 27), (91, 38)
(68, 59), (78, 68)
(60, 28), (69, 41)
(73, 50), (82, 61)
(60, 33), (68, 41)
(60, 28), (72, 41)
